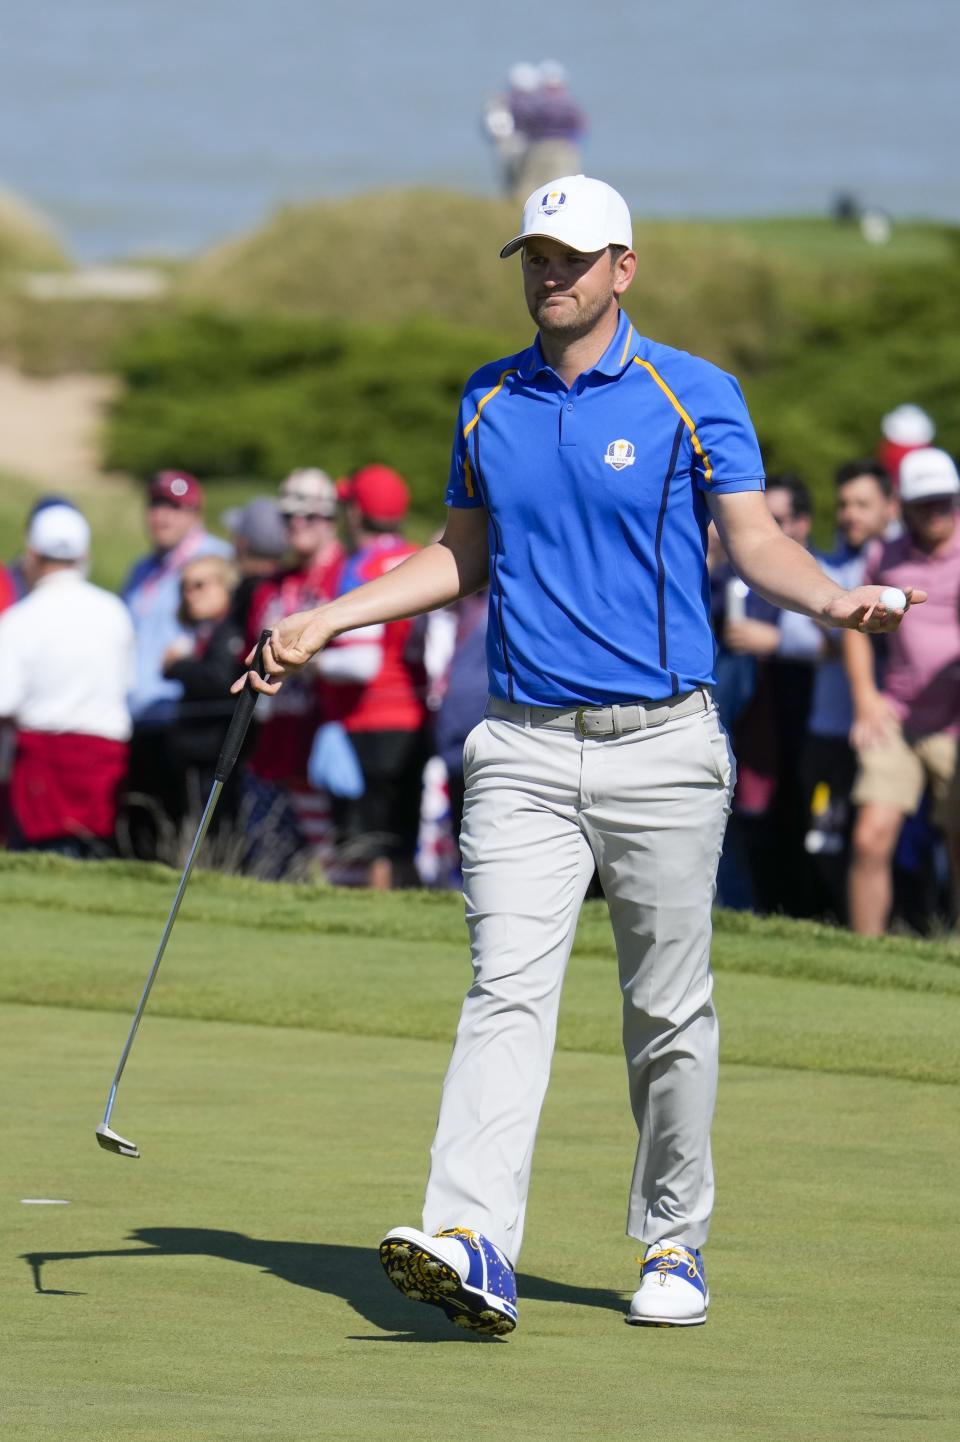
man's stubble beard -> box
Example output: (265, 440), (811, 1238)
(529, 285), (615, 342)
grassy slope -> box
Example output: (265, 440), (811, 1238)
(2, 856), (958, 1084)
(2, 855), (958, 1441)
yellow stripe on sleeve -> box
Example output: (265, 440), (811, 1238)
(633, 357), (714, 484)
(463, 368), (518, 440)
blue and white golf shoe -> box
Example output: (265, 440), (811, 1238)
(379, 1225), (518, 1336)
(627, 1239), (709, 1327)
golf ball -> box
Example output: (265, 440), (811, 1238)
(879, 586), (907, 611)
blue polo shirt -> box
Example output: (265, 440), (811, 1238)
(445, 309), (765, 706)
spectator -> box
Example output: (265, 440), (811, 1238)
(512, 62), (587, 200)
(0, 563), (16, 613)
(845, 447), (960, 934)
(221, 496), (289, 634)
(121, 470), (231, 858)
(0, 505), (134, 856)
(163, 555), (248, 843)
(7, 494), (80, 600)
(877, 404), (935, 487)
(484, 61), (587, 200)
(800, 461), (897, 919)
(433, 590), (489, 857)
(245, 470), (345, 842)
(482, 62), (540, 197)
(321, 465), (428, 889)
(723, 474), (821, 914)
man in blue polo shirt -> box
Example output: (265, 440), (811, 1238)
(237, 175), (923, 1335)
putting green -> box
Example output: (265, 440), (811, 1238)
(1, 858), (958, 1440)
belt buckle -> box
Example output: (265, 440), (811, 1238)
(575, 706), (589, 737)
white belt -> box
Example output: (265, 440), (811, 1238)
(486, 688), (711, 738)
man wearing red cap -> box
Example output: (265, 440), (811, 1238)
(122, 470), (231, 857)
(319, 465), (427, 888)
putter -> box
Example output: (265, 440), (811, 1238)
(96, 630), (272, 1158)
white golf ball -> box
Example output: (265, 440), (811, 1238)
(879, 586), (907, 611)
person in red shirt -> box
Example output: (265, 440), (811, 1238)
(246, 469), (345, 792)
(320, 465), (428, 889)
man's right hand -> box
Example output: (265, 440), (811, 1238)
(850, 691), (899, 751)
(231, 607), (333, 696)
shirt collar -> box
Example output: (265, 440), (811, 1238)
(517, 309), (641, 382)
(33, 567), (84, 590)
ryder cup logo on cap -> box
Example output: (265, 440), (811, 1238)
(539, 189), (567, 216)
(604, 439), (636, 471)
(500, 174), (633, 258)
(898, 447), (960, 503)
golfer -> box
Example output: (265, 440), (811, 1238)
(236, 175), (922, 1334)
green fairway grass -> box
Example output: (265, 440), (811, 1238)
(2, 855), (958, 1440)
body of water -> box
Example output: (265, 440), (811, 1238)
(1, 0), (957, 261)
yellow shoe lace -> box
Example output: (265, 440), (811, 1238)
(635, 1245), (700, 1279)
(437, 1227), (481, 1251)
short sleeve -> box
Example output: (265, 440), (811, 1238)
(692, 373), (765, 495)
(444, 398), (484, 510)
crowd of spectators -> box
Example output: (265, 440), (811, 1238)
(1, 404), (959, 939)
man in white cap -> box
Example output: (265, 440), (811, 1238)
(845, 446), (960, 934)
(0, 505), (134, 855)
(237, 175), (921, 1334)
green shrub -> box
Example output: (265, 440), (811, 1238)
(106, 218), (960, 544)
(105, 312), (512, 521)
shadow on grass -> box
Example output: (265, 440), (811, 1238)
(23, 1227), (626, 1343)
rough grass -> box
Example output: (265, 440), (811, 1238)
(2, 853), (958, 1440)
(0, 187), (68, 273)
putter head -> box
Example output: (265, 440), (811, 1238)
(96, 1123), (140, 1159)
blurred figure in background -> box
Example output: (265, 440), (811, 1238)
(121, 470), (231, 858)
(221, 496), (289, 634)
(877, 403), (935, 489)
(0, 506), (134, 856)
(6, 493), (81, 599)
(0, 562), (14, 613)
(483, 62), (540, 197)
(845, 448), (960, 934)
(244, 468), (345, 871)
(163, 554), (248, 849)
(321, 465), (427, 889)
(800, 460), (897, 920)
(723, 474), (821, 914)
(484, 61), (586, 199)
(433, 590), (489, 862)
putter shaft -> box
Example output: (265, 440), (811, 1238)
(98, 780), (223, 1146)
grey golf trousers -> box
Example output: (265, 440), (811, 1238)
(422, 695), (735, 1264)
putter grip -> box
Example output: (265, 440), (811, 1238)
(214, 630), (272, 783)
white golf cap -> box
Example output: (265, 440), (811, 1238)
(278, 467), (337, 518)
(27, 503), (90, 561)
(898, 447), (960, 503)
(500, 175), (633, 259)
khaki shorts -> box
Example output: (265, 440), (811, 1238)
(852, 724), (960, 829)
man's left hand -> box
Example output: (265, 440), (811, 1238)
(823, 585), (927, 633)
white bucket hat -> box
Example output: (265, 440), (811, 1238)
(500, 175), (633, 259)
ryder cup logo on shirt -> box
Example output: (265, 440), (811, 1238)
(603, 439), (636, 471)
(538, 189), (567, 216)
